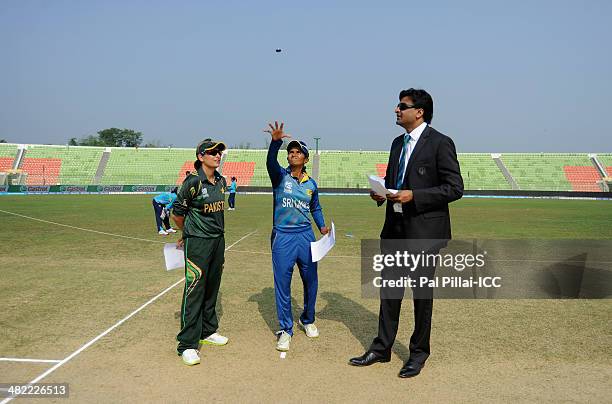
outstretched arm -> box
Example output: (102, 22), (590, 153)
(264, 121), (291, 188)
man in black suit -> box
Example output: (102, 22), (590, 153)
(349, 88), (463, 378)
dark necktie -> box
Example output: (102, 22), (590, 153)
(396, 134), (412, 189)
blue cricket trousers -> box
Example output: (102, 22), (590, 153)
(152, 200), (170, 231)
(271, 228), (318, 336)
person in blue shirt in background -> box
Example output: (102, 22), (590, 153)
(264, 121), (329, 352)
(152, 187), (178, 235)
(228, 176), (237, 210)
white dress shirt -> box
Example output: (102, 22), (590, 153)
(399, 122), (428, 183)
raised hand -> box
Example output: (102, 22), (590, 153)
(264, 121), (291, 142)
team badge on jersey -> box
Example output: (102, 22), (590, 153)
(306, 189), (313, 196)
(201, 188), (209, 199)
(284, 181), (293, 194)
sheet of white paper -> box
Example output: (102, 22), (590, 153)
(367, 175), (398, 197)
(164, 243), (185, 271)
(310, 222), (336, 262)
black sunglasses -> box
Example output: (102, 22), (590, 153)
(203, 149), (222, 156)
(397, 103), (419, 111)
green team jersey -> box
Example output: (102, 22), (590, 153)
(172, 170), (226, 239)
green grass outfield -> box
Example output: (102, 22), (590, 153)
(0, 195), (610, 402)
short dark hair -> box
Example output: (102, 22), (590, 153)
(231, 176), (236, 181)
(171, 187), (178, 194)
(399, 88), (433, 124)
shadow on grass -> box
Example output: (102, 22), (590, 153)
(248, 288), (410, 360)
(248, 287), (300, 334)
(317, 291), (410, 361)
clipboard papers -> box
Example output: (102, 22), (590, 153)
(163, 243), (185, 271)
(368, 175), (397, 197)
(310, 222), (336, 262)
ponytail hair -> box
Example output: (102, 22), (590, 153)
(194, 160), (202, 170)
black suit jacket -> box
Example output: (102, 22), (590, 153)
(381, 125), (463, 240)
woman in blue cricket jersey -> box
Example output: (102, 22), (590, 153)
(264, 121), (329, 352)
(227, 176), (237, 210)
(152, 187), (178, 235)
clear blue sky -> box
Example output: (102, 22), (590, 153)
(1, 0), (610, 152)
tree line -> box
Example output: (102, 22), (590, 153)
(68, 128), (270, 149)
(69, 128), (149, 147)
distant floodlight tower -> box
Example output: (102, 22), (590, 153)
(313, 137), (321, 154)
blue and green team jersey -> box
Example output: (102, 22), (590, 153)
(267, 140), (325, 233)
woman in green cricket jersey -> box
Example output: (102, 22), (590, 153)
(171, 138), (229, 366)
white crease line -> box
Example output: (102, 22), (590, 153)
(0, 230), (257, 404)
(0, 358), (62, 363)
(0, 278), (183, 404)
(225, 231), (258, 250)
(0, 209), (166, 244)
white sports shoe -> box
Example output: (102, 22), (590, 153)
(200, 333), (229, 346)
(276, 330), (291, 351)
(166, 228), (177, 233)
(181, 349), (200, 366)
(299, 319), (319, 338)
(158, 229), (168, 235)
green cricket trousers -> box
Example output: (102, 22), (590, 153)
(177, 236), (224, 354)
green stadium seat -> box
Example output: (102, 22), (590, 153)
(319, 151), (389, 188)
(459, 154), (510, 190)
(101, 148), (194, 185)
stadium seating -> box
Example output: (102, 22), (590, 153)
(598, 153), (612, 176)
(21, 158), (61, 185)
(23, 145), (104, 185)
(101, 148), (194, 185)
(373, 154), (510, 190)
(176, 161), (194, 185)
(0, 144), (18, 171)
(221, 162), (256, 186)
(222, 149), (286, 187)
(3, 143), (610, 192)
(563, 166), (602, 191)
(502, 153), (593, 191)
(318, 151), (389, 188)
(458, 154), (510, 190)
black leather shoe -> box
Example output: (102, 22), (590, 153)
(398, 361), (424, 378)
(349, 351), (391, 367)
